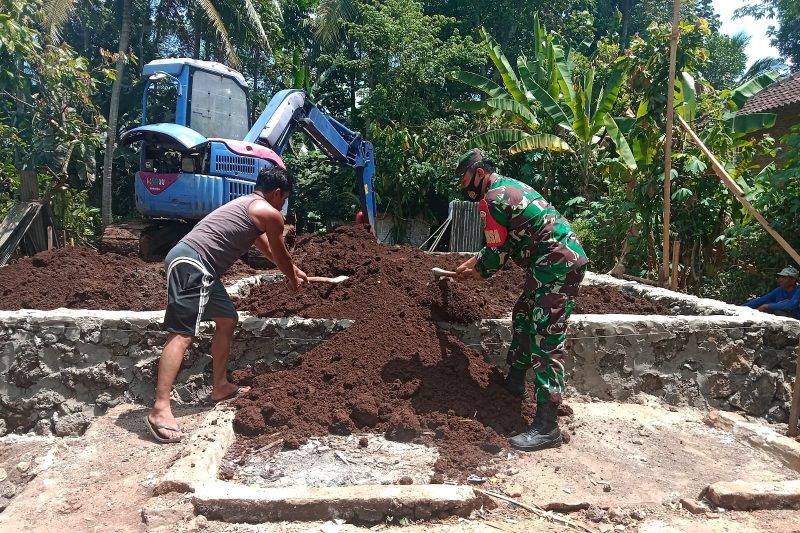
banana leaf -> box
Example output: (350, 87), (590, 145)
(569, 82), (590, 141)
(509, 134), (573, 154)
(485, 98), (539, 128)
(731, 70), (781, 110)
(678, 71), (696, 122)
(523, 75), (571, 128)
(469, 128), (529, 147)
(449, 71), (506, 98)
(591, 62), (627, 132)
(584, 69), (595, 120)
(604, 115), (637, 170)
(480, 28), (527, 104)
(725, 112), (776, 135)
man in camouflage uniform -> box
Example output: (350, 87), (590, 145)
(454, 148), (588, 451)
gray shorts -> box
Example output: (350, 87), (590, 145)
(162, 242), (238, 336)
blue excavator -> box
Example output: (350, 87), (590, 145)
(102, 58), (376, 258)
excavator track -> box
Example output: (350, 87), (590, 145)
(100, 220), (193, 261)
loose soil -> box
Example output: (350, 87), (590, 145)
(233, 226), (671, 481)
(0, 247), (167, 312)
(0, 246), (258, 312)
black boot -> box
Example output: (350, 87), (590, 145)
(509, 402), (562, 451)
(504, 366), (530, 401)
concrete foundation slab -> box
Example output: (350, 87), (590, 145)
(192, 481), (480, 523)
(704, 410), (800, 472)
(702, 479), (800, 510)
(155, 406), (236, 495)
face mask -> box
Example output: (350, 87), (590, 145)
(459, 167), (484, 202)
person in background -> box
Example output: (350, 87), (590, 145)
(744, 266), (800, 320)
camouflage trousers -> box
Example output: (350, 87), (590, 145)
(506, 265), (586, 404)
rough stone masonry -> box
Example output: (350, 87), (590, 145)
(0, 273), (798, 436)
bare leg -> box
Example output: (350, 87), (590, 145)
(148, 333), (193, 439)
(209, 316), (249, 401)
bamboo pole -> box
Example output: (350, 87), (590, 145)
(662, 0), (682, 286)
(677, 115), (800, 266)
(670, 240), (681, 290)
(789, 344), (800, 437)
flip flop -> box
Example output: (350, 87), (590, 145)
(144, 416), (183, 444)
(210, 385), (249, 404)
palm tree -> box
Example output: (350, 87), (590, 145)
(741, 57), (789, 81)
(313, 0), (357, 49)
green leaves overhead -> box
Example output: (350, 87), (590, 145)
(469, 129), (571, 154)
(730, 70), (781, 110)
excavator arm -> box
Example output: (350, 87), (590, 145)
(243, 90), (377, 230)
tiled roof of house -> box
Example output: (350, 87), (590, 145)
(740, 72), (800, 114)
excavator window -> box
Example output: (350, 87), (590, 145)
(145, 81), (178, 125)
(189, 70), (249, 140)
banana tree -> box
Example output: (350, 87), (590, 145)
(451, 24), (636, 196)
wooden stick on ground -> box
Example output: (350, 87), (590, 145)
(474, 488), (597, 533)
(789, 344), (800, 438)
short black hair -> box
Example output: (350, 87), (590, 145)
(255, 165), (293, 194)
(474, 158), (496, 174)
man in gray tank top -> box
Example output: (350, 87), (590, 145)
(145, 166), (307, 443)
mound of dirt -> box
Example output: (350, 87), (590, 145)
(0, 246), (264, 312)
(0, 247), (167, 311)
(233, 225), (670, 480)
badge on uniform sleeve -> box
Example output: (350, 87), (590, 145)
(479, 199), (507, 248)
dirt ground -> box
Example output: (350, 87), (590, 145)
(0, 399), (798, 532)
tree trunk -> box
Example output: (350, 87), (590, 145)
(194, 13), (202, 59)
(621, 0), (633, 44)
(101, 0), (132, 226)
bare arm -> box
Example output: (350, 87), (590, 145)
(253, 234), (276, 263)
(250, 203), (305, 290)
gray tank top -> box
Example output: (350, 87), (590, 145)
(181, 194), (265, 276)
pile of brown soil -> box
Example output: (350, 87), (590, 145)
(0, 247), (167, 312)
(222, 260), (259, 283)
(0, 247), (265, 312)
(233, 226), (669, 480)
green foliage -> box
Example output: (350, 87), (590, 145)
(320, 0), (486, 231)
(0, 0), (107, 244)
(284, 148), (359, 234)
(736, 0), (800, 68)
(702, 32), (748, 89)
(454, 20), (635, 197)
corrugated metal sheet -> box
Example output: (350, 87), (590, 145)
(449, 200), (483, 252)
(0, 202), (42, 266)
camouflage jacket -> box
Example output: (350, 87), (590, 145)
(474, 176), (588, 281)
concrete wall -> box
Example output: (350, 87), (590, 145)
(450, 313), (800, 423)
(0, 308), (350, 437)
(1, 273), (798, 436)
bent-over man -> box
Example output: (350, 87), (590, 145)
(145, 165), (307, 443)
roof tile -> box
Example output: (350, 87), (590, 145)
(739, 72), (800, 114)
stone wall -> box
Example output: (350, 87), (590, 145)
(2, 273), (798, 437)
(449, 313), (800, 423)
(0, 308), (350, 436)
